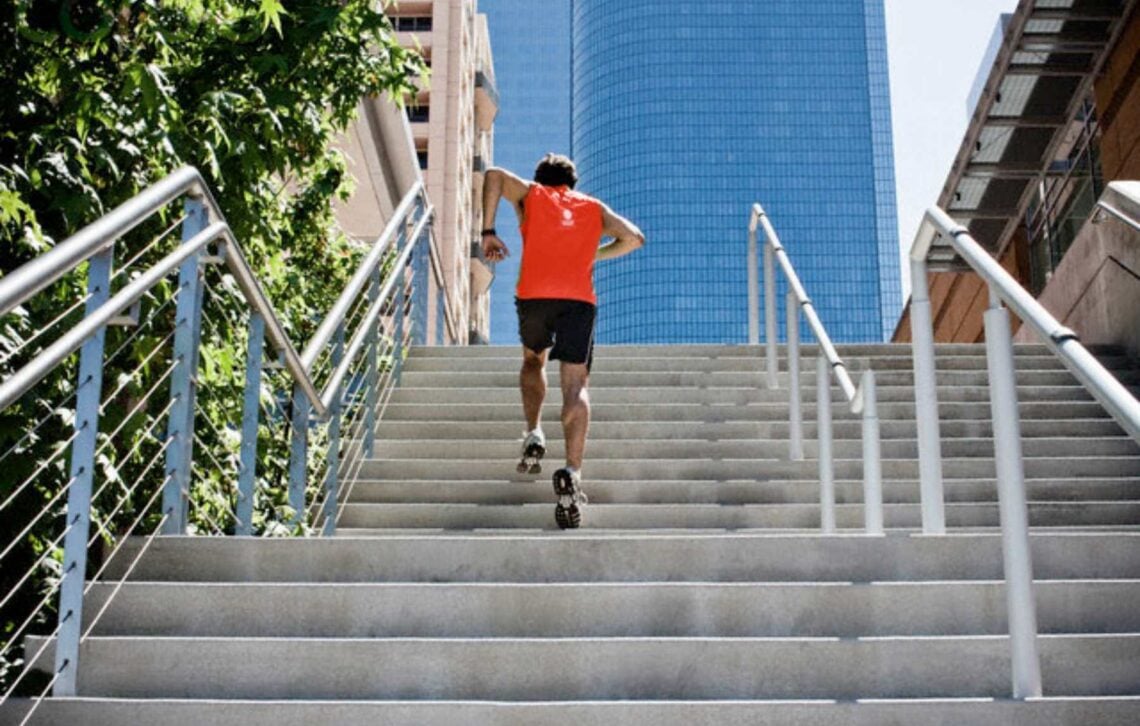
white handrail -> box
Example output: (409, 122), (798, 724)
(914, 205), (1140, 441)
(748, 203), (883, 534)
(906, 189), (1140, 700)
(751, 204), (860, 407)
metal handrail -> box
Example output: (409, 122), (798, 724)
(0, 166), (439, 699)
(302, 181), (425, 369)
(319, 205), (432, 411)
(913, 205), (1140, 441)
(0, 167), (328, 418)
(748, 203), (883, 534)
(0, 166), (206, 316)
(0, 221), (223, 411)
(751, 204), (860, 405)
(0, 169), (436, 419)
(907, 188), (1140, 701)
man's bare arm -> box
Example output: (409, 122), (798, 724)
(597, 202), (645, 261)
(481, 167), (531, 262)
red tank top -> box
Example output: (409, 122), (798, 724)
(516, 185), (603, 304)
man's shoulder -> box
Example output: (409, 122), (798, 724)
(563, 189), (602, 207)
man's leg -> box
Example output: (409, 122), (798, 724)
(520, 347), (548, 432)
(548, 301), (594, 529)
(559, 362), (590, 469)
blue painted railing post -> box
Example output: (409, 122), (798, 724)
(412, 217), (430, 347)
(287, 384), (310, 526)
(236, 312), (265, 536)
(435, 285), (445, 346)
(162, 197), (209, 535)
(53, 248), (113, 696)
(322, 323), (345, 535)
(362, 271), (381, 460)
(393, 225), (408, 383)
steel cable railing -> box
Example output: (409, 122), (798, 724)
(906, 179), (1140, 701)
(0, 284), (183, 712)
(0, 165), (441, 703)
(748, 204), (884, 534)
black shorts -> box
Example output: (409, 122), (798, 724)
(516, 298), (596, 370)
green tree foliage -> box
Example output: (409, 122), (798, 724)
(0, 0), (424, 690)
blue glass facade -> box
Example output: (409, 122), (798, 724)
(478, 0), (573, 344)
(574, 0), (902, 343)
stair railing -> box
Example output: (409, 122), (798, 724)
(748, 204), (883, 534)
(907, 180), (1140, 700)
(0, 166), (441, 706)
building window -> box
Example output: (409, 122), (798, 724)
(417, 150), (429, 170)
(407, 105), (430, 123)
(394, 16), (432, 32)
(1024, 103), (1103, 295)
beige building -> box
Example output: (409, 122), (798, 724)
(332, 0), (497, 345)
(394, 0), (499, 344)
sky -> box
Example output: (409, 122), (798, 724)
(884, 0), (1018, 295)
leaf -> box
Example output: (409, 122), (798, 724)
(259, 0), (287, 38)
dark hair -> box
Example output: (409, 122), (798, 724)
(533, 153), (578, 189)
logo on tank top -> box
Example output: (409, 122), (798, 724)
(559, 208), (574, 227)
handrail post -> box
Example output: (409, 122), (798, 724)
(412, 213), (430, 347)
(764, 239), (778, 389)
(162, 197), (209, 535)
(435, 285), (446, 345)
(235, 312), (265, 536)
(393, 231), (408, 383)
(983, 287), (1042, 699)
(287, 384), (310, 526)
(786, 291), (803, 461)
(909, 256), (947, 534)
(817, 356), (835, 533)
(321, 323), (345, 536)
(362, 269), (381, 460)
(748, 225), (760, 345)
(53, 247), (113, 696)
(861, 370), (884, 535)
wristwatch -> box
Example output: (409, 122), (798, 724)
(480, 228), (497, 236)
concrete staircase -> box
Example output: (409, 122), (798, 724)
(9, 343), (1140, 724)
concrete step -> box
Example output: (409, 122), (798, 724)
(372, 418), (1132, 440)
(409, 343), (1130, 357)
(378, 400), (1115, 422)
(336, 501), (1140, 531)
(80, 579), (1140, 638)
(7, 697), (1140, 726)
(346, 477), (1140, 505)
(23, 633), (1140, 700)
(397, 369), (1140, 388)
(409, 343), (1058, 358)
(105, 534), (1140, 582)
(358, 456), (1140, 481)
(402, 355), (1134, 373)
(366, 437), (1140, 461)
(390, 385), (1107, 405)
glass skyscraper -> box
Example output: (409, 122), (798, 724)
(478, 0), (572, 344)
(574, 0), (902, 343)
